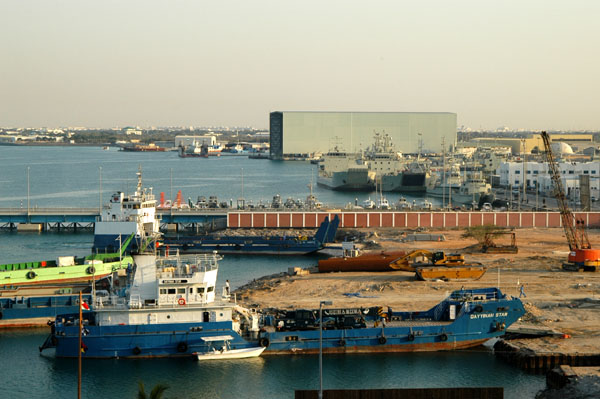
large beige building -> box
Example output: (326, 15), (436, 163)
(469, 133), (594, 155)
(269, 111), (457, 159)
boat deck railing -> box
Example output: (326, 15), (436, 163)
(386, 320), (453, 327)
(447, 288), (504, 302)
(157, 253), (221, 274)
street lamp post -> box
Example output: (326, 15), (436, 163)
(319, 300), (332, 399)
(99, 166), (102, 214)
(26, 166), (30, 221)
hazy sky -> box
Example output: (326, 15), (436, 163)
(1, 1), (599, 130)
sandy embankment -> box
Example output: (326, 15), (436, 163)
(235, 227), (600, 353)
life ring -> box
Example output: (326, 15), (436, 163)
(339, 339), (346, 347)
(178, 298), (186, 306)
(86, 266), (96, 275)
(378, 336), (387, 345)
(26, 271), (37, 279)
(177, 342), (188, 353)
(259, 337), (270, 348)
(407, 333), (415, 342)
(133, 346), (142, 355)
(439, 333), (448, 342)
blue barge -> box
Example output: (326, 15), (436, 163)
(162, 215), (339, 255)
(0, 294), (91, 327)
(257, 287), (525, 354)
(41, 282), (524, 357)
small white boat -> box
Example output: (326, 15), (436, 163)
(362, 197), (375, 209)
(194, 336), (265, 360)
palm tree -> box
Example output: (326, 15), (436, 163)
(137, 381), (169, 399)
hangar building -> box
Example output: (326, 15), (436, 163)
(269, 111), (457, 160)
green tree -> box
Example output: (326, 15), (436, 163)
(461, 225), (510, 245)
(137, 382), (169, 399)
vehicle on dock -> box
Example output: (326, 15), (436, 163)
(389, 250), (487, 281)
(258, 287), (525, 354)
(162, 215), (339, 256)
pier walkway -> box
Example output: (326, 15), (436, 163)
(1, 208), (600, 230)
(0, 208), (227, 230)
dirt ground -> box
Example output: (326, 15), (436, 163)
(235, 227), (600, 354)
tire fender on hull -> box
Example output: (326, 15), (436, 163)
(177, 342), (188, 353)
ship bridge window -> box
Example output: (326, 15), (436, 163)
(160, 289), (167, 294)
(189, 288), (194, 293)
(207, 286), (214, 293)
(197, 287), (205, 293)
(133, 204), (140, 209)
(177, 288), (186, 294)
(167, 288), (176, 294)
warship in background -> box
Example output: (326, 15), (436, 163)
(317, 132), (431, 193)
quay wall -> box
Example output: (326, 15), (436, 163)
(228, 211), (600, 229)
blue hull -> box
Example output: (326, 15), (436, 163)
(161, 215), (339, 256)
(44, 288), (524, 358)
(259, 288), (525, 354)
(0, 295), (91, 324)
(52, 320), (255, 358)
(93, 234), (139, 254)
(162, 236), (323, 255)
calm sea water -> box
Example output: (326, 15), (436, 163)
(0, 146), (545, 398)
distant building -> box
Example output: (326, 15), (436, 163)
(124, 127), (143, 136)
(269, 111), (457, 160)
(469, 133), (594, 155)
(0, 135), (17, 143)
(498, 161), (600, 199)
(175, 135), (218, 148)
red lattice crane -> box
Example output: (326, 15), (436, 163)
(540, 131), (600, 271)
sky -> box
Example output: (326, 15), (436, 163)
(1, 0), (600, 130)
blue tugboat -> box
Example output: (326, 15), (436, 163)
(162, 215), (339, 255)
(257, 287), (525, 354)
(40, 251), (261, 358)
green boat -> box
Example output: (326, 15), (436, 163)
(0, 234), (134, 289)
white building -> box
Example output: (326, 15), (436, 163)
(498, 161), (600, 198)
(175, 135), (218, 148)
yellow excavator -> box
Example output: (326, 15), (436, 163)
(389, 250), (487, 281)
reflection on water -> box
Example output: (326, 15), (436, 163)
(0, 329), (544, 399)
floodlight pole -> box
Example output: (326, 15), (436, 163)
(319, 300), (332, 399)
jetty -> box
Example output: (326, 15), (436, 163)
(3, 207), (600, 231)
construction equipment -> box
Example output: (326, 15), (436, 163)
(389, 250), (487, 280)
(483, 231), (518, 254)
(540, 131), (600, 271)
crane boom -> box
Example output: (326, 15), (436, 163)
(540, 132), (583, 250)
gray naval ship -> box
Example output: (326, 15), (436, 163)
(317, 132), (431, 192)
(317, 147), (375, 191)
